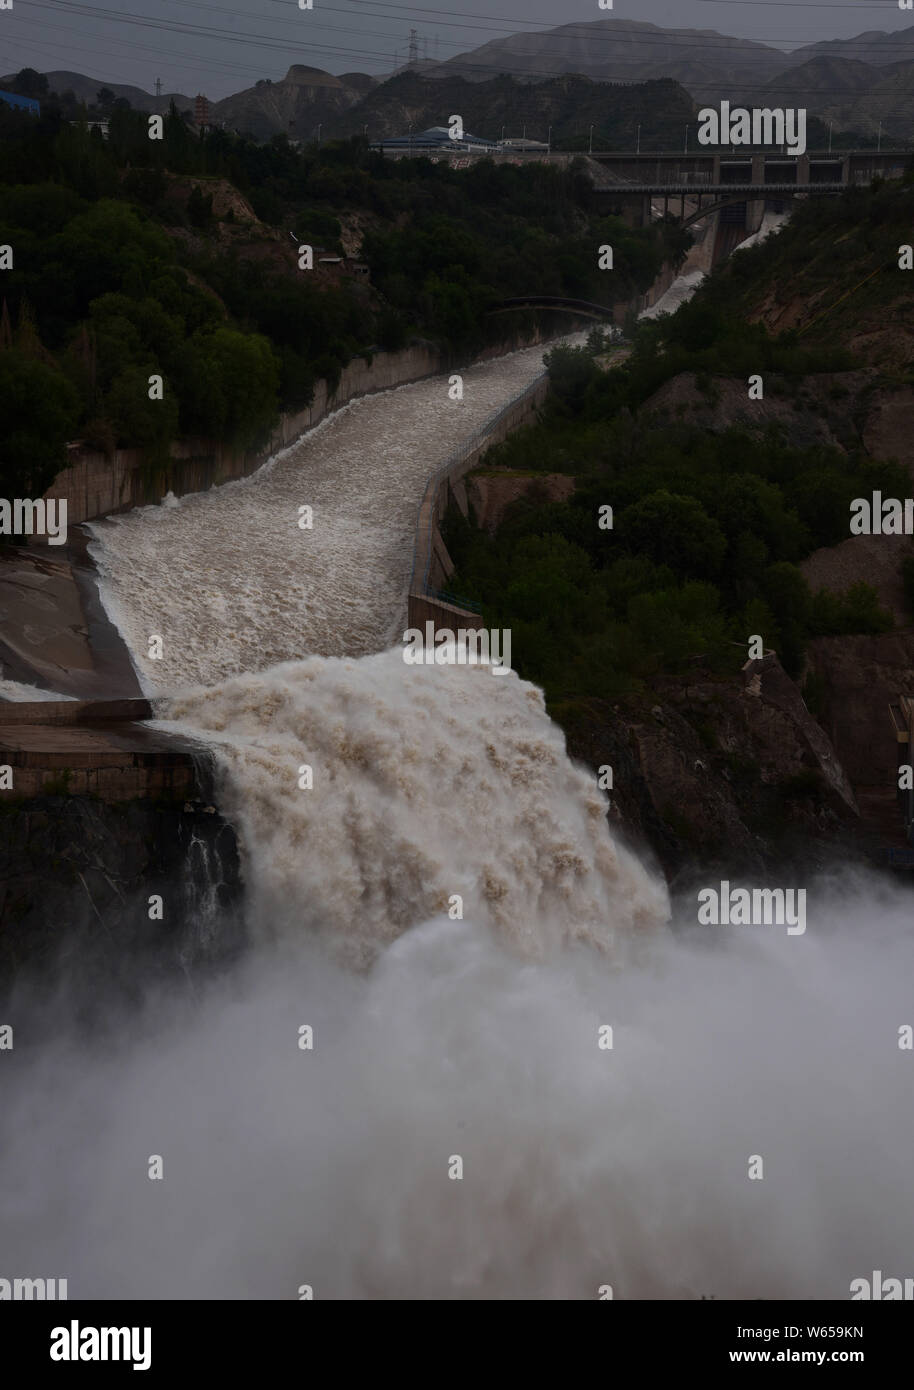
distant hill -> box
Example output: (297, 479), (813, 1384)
(329, 69), (696, 149)
(0, 69), (193, 113)
(435, 17), (914, 90)
(797, 26), (914, 69)
(437, 18), (791, 87)
(428, 18), (914, 142)
(750, 54), (914, 140)
(824, 60), (914, 141)
(763, 55), (878, 104)
(11, 17), (914, 146)
(212, 66), (375, 142)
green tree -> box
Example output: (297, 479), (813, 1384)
(0, 351), (80, 502)
(104, 364), (178, 458)
(186, 184), (214, 229)
(180, 327), (280, 445)
(618, 490), (728, 581)
(12, 69), (48, 98)
(761, 562), (811, 675)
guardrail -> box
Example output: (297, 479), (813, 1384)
(596, 182), (846, 194)
(428, 588), (484, 614)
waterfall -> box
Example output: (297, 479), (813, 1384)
(5, 344), (913, 1300)
(156, 651), (668, 965)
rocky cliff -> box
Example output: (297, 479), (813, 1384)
(563, 653), (863, 883)
(0, 793), (242, 1001)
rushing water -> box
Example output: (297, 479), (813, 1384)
(639, 210), (790, 323)
(6, 342), (914, 1300)
(87, 342), (560, 694)
(159, 651), (667, 967)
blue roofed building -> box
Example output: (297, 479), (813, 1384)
(373, 125), (497, 156)
(0, 89), (41, 115)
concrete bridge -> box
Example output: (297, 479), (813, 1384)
(588, 148), (908, 189)
(379, 145), (908, 198)
(587, 149), (909, 226)
(615, 182), (844, 228)
(381, 144), (908, 232)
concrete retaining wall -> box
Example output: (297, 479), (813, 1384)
(0, 724), (196, 801)
(407, 373), (550, 631)
(44, 342), (445, 527)
(0, 699), (153, 726)
(42, 323), (561, 530)
(0, 699), (197, 801)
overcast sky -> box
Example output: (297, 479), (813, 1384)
(2, 0), (912, 100)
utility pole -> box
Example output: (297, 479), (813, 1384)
(155, 77), (162, 99)
(408, 28), (419, 68)
(589, 123), (594, 154)
(828, 121), (833, 154)
(684, 124), (689, 154)
(877, 119), (883, 152)
(636, 123), (641, 154)
(547, 125), (552, 153)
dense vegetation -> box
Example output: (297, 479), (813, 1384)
(0, 92), (684, 504)
(445, 313), (903, 701)
(675, 172), (914, 358)
(446, 175), (914, 704)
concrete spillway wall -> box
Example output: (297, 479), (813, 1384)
(0, 699), (240, 973)
(43, 325), (557, 530)
(0, 699), (198, 801)
(44, 342), (446, 528)
(1, 347), (559, 957)
(5, 351), (556, 809)
(407, 373), (551, 632)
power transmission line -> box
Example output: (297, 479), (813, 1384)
(2, 22), (305, 86)
(31, 0), (914, 59)
(11, 0), (914, 101)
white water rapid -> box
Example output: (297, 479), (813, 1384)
(87, 343), (559, 693)
(160, 651), (667, 966)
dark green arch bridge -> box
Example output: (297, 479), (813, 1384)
(487, 295), (616, 321)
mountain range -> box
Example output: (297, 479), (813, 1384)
(5, 18), (914, 143)
(437, 17), (914, 86)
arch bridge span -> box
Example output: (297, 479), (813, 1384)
(487, 295), (615, 320)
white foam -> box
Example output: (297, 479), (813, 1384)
(0, 679), (76, 702)
(158, 649), (668, 964)
(87, 343), (574, 695)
